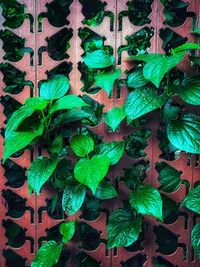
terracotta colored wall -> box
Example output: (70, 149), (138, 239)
(0, 1), (200, 266)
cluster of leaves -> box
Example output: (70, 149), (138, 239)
(3, 27), (200, 265)
(105, 43), (200, 155)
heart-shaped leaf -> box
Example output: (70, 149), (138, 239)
(31, 241), (62, 267)
(70, 135), (94, 157)
(83, 50), (115, 69)
(74, 155), (110, 193)
(129, 184), (163, 221)
(107, 208), (142, 248)
(40, 75), (69, 100)
(105, 106), (126, 131)
(182, 186), (200, 214)
(59, 220), (76, 243)
(167, 113), (200, 153)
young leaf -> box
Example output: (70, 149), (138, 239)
(96, 141), (124, 165)
(94, 180), (118, 200)
(156, 162), (183, 193)
(28, 156), (58, 195)
(172, 43), (200, 54)
(31, 241), (62, 267)
(105, 106), (126, 131)
(107, 208), (142, 248)
(40, 75), (70, 100)
(129, 185), (163, 221)
(127, 69), (148, 89)
(59, 220), (76, 243)
(174, 76), (200, 106)
(74, 155), (110, 194)
(62, 184), (86, 215)
(70, 135), (94, 157)
(192, 223), (200, 259)
(181, 186), (200, 214)
(83, 50), (115, 69)
(3, 124), (44, 163)
(49, 95), (89, 114)
(131, 52), (185, 88)
(167, 113), (200, 153)
(94, 68), (122, 96)
(125, 87), (166, 122)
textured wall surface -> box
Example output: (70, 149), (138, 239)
(0, 1), (200, 266)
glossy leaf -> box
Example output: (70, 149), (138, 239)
(94, 180), (118, 200)
(50, 95), (89, 114)
(129, 185), (163, 221)
(167, 113), (200, 153)
(94, 69), (122, 96)
(192, 223), (200, 259)
(96, 141), (125, 165)
(3, 124), (44, 163)
(182, 186), (200, 214)
(105, 106), (126, 131)
(125, 87), (166, 122)
(70, 135), (94, 157)
(83, 50), (115, 69)
(40, 75), (69, 100)
(59, 221), (76, 243)
(62, 184), (86, 215)
(74, 155), (110, 193)
(127, 69), (148, 89)
(31, 241), (62, 267)
(131, 52), (185, 87)
(28, 156), (58, 195)
(25, 97), (48, 110)
(156, 162), (182, 193)
(107, 208), (142, 248)
(174, 76), (200, 106)
(172, 43), (200, 54)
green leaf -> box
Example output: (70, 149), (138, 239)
(192, 223), (200, 259)
(96, 141), (124, 165)
(74, 155), (110, 194)
(125, 87), (166, 122)
(40, 75), (70, 100)
(172, 43), (200, 54)
(174, 76), (200, 106)
(59, 221), (76, 243)
(167, 113), (200, 153)
(182, 186), (200, 214)
(49, 95), (89, 114)
(5, 106), (36, 138)
(62, 184), (86, 215)
(3, 124), (44, 163)
(94, 69), (122, 96)
(70, 135), (94, 157)
(107, 208), (142, 248)
(52, 108), (91, 126)
(83, 50), (115, 69)
(25, 97), (48, 110)
(129, 185), (163, 221)
(31, 241), (62, 267)
(127, 69), (148, 89)
(49, 136), (63, 155)
(28, 156), (58, 195)
(156, 162), (183, 193)
(105, 106), (126, 131)
(94, 180), (118, 200)
(131, 53), (185, 88)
